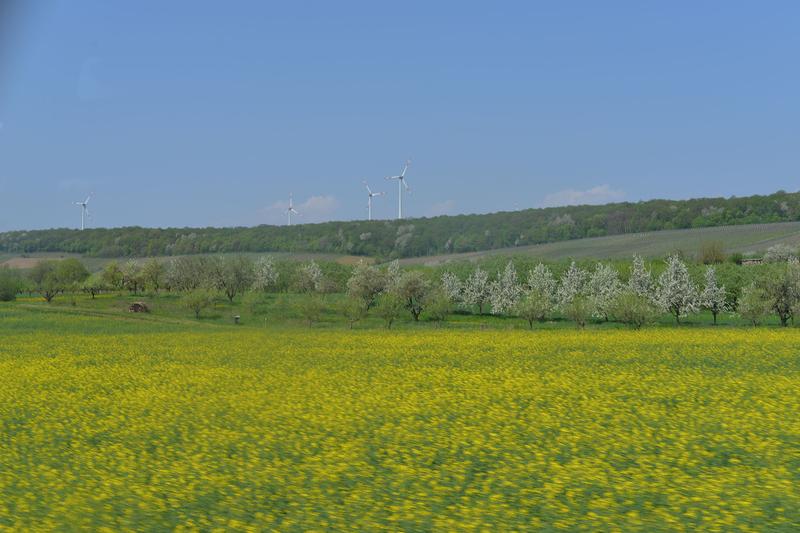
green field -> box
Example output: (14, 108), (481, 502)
(1, 303), (799, 530)
(403, 221), (800, 265)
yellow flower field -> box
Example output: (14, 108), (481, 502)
(1, 327), (799, 530)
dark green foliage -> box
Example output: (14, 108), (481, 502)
(377, 292), (404, 329)
(183, 289), (217, 318)
(424, 289), (452, 326)
(4, 190), (800, 259)
(0, 267), (21, 301)
(28, 259), (90, 302)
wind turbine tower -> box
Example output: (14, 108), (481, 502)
(286, 194), (299, 226)
(385, 159), (411, 220)
(363, 181), (385, 221)
(74, 194), (92, 230)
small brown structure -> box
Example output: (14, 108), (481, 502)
(741, 258), (764, 266)
(129, 302), (150, 313)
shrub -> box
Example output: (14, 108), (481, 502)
(515, 290), (552, 328)
(699, 241), (726, 264)
(340, 296), (367, 329)
(737, 283), (771, 326)
(611, 290), (658, 329)
(242, 291), (271, 316)
(0, 267), (21, 301)
(183, 289), (216, 319)
(563, 296), (593, 329)
(377, 292), (404, 329)
(297, 294), (325, 327)
(425, 289), (452, 327)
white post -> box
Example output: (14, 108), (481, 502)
(398, 179), (403, 219)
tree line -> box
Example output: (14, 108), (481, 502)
(2, 189), (800, 259)
(4, 247), (800, 328)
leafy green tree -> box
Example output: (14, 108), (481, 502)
(183, 289), (216, 318)
(737, 283), (771, 326)
(28, 259), (89, 303)
(0, 267), (21, 301)
(757, 261), (800, 326)
(122, 260), (143, 295)
(297, 294), (325, 327)
(346, 261), (386, 310)
(210, 256), (255, 302)
(101, 261), (124, 292)
(141, 259), (166, 293)
(81, 272), (107, 299)
(515, 290), (553, 328)
(425, 288), (452, 327)
(394, 270), (431, 321)
(340, 296), (367, 329)
(611, 290), (658, 329)
(563, 295), (593, 329)
(377, 292), (404, 329)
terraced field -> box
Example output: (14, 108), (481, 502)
(404, 221), (800, 265)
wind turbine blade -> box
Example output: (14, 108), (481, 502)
(401, 159), (411, 177)
(403, 179), (410, 191)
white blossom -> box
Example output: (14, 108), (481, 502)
(628, 254), (653, 299)
(252, 256), (279, 291)
(489, 261), (523, 315)
(526, 263), (557, 304)
(462, 267), (492, 314)
(441, 271), (463, 304)
(557, 261), (588, 309)
(588, 263), (622, 320)
(655, 255), (699, 323)
(700, 265), (728, 324)
(385, 260), (402, 290)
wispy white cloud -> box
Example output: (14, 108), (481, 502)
(541, 184), (624, 208)
(428, 199), (456, 217)
(263, 194), (340, 224)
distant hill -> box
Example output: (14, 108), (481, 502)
(400, 221), (800, 265)
(2, 190), (800, 259)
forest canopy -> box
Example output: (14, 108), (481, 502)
(1, 190), (798, 259)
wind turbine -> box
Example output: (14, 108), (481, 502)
(286, 193), (299, 226)
(74, 194), (92, 230)
(385, 159), (411, 220)
(363, 181), (385, 221)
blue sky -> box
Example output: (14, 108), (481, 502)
(0, 1), (798, 231)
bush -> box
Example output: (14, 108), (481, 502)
(611, 290), (658, 329)
(0, 267), (21, 301)
(563, 296), (593, 329)
(699, 241), (726, 264)
(737, 283), (771, 326)
(515, 290), (552, 328)
(183, 289), (216, 319)
(297, 295), (325, 327)
(377, 292), (404, 329)
(340, 296), (367, 329)
(242, 291), (272, 316)
(425, 289), (452, 327)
